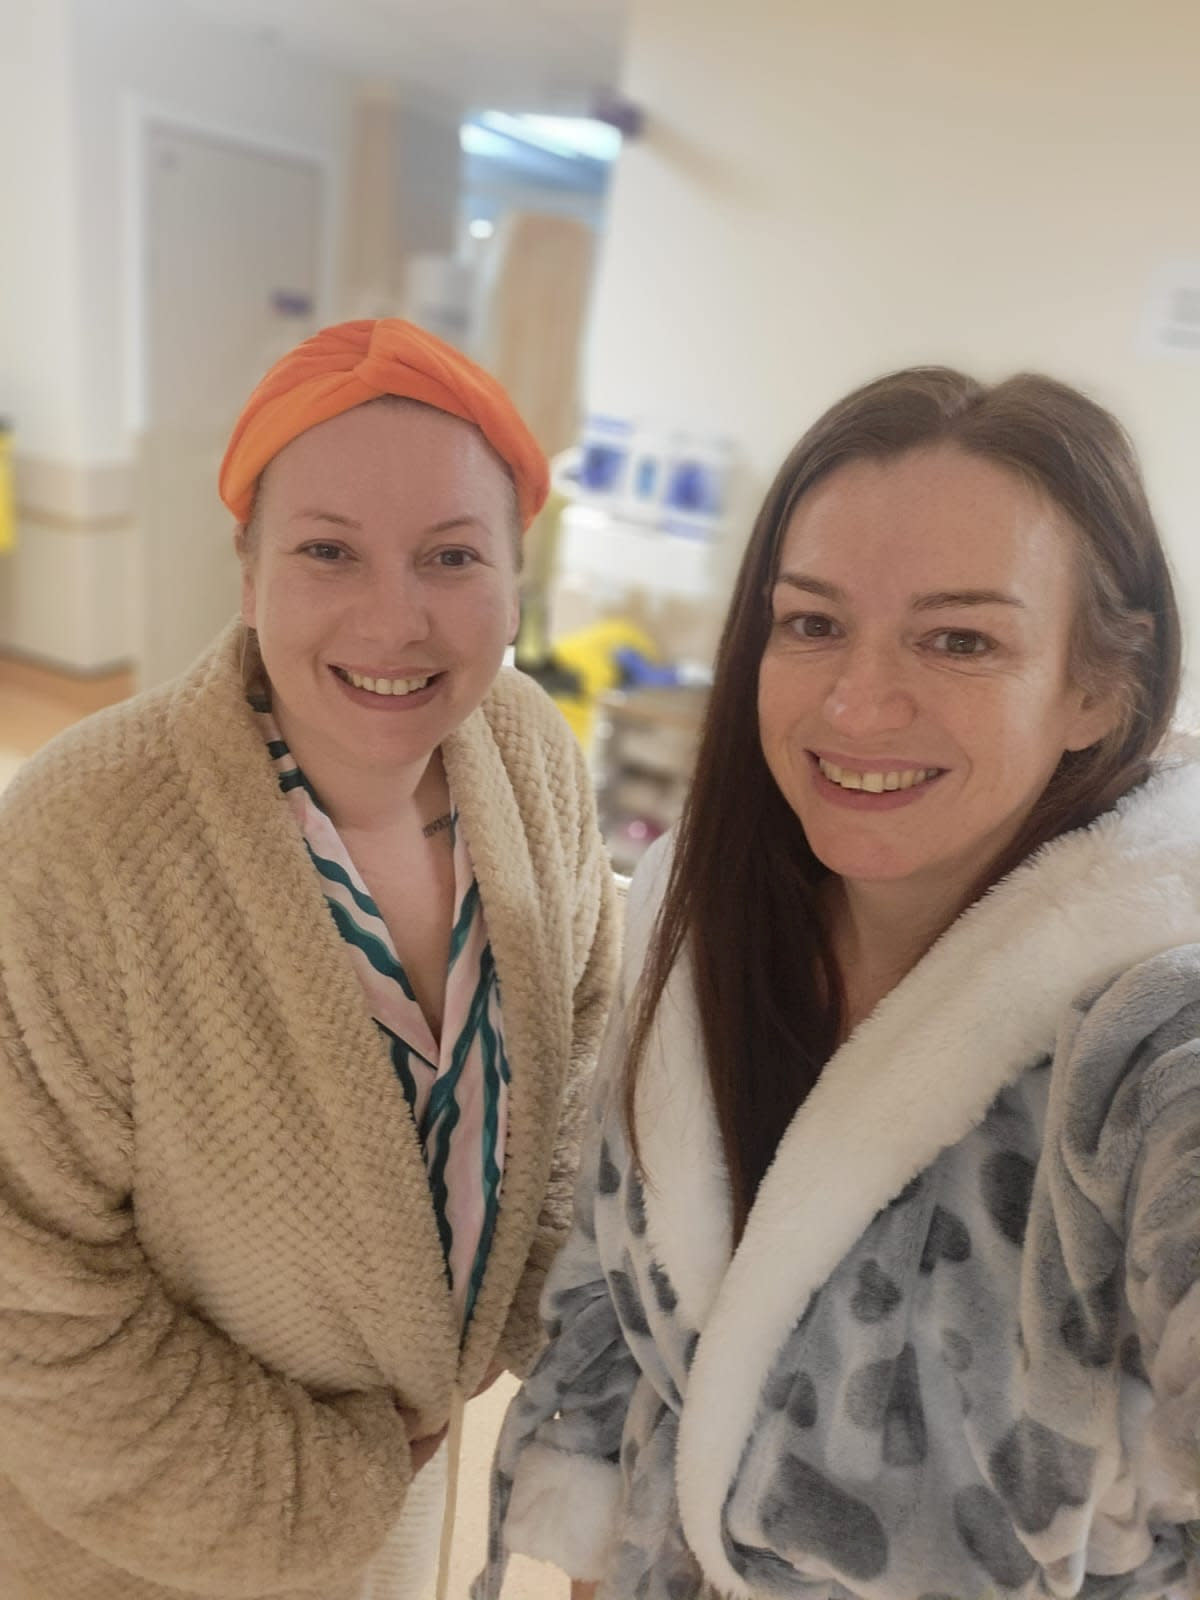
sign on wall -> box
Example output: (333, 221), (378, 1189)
(1140, 260), (1200, 361)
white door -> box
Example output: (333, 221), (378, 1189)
(139, 122), (323, 687)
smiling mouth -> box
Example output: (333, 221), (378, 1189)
(331, 666), (440, 697)
(815, 755), (943, 793)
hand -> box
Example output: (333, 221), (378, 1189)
(396, 1404), (449, 1475)
(570, 1583), (598, 1600)
(472, 1358), (507, 1399)
(409, 1425), (449, 1474)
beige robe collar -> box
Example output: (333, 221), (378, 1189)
(163, 622), (563, 1394)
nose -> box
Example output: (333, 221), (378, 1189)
(823, 638), (916, 739)
(354, 562), (432, 646)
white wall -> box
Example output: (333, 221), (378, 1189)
(588, 0), (1200, 667)
(69, 0), (356, 461)
(0, 0), (86, 459)
(0, 0), (359, 670)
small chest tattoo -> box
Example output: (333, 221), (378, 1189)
(422, 812), (453, 839)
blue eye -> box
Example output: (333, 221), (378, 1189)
(436, 548), (477, 569)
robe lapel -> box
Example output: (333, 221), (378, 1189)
(166, 625), (459, 1401)
(443, 694), (572, 1380)
(625, 841), (732, 1335)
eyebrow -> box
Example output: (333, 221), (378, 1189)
(429, 515), (491, 534)
(774, 573), (1026, 611)
(289, 509), (362, 530)
(288, 510), (492, 535)
(912, 589), (1026, 612)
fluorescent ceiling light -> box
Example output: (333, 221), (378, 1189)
(460, 124), (512, 158)
(464, 112), (622, 164)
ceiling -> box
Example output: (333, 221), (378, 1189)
(178, 0), (629, 114)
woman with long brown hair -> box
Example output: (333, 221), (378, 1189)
(476, 368), (1200, 1600)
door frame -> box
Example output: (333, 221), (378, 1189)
(121, 98), (337, 440)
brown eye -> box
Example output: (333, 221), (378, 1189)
(932, 629), (991, 657)
(788, 613), (839, 639)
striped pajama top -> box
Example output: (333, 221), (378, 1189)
(253, 697), (509, 1332)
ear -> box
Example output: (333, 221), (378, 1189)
(235, 527), (257, 628)
(1063, 612), (1153, 753)
(1063, 688), (1122, 754)
(1062, 661), (1134, 754)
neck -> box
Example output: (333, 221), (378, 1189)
(274, 706), (443, 834)
(828, 870), (969, 1023)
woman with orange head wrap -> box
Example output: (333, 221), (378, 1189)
(0, 320), (617, 1600)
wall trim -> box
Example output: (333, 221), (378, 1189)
(17, 509), (133, 534)
(0, 648), (136, 710)
(14, 453), (135, 525)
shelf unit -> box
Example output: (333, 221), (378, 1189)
(594, 683), (708, 874)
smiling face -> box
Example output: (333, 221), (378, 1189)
(758, 444), (1117, 909)
(239, 399), (519, 784)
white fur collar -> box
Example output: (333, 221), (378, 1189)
(621, 761), (1200, 1597)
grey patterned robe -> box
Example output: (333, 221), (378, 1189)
(476, 760), (1200, 1600)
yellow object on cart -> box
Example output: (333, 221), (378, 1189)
(548, 618), (661, 750)
(0, 422), (14, 554)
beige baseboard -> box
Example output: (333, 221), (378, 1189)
(14, 452), (135, 526)
(0, 650), (136, 714)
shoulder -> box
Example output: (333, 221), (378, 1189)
(480, 665), (582, 758)
(1061, 941), (1200, 1081)
(0, 627), (253, 889)
(617, 831), (677, 985)
(0, 682), (180, 882)
(477, 666), (594, 817)
(1047, 755), (1200, 904)
(469, 668), (618, 994)
(626, 832), (674, 929)
(926, 757), (1200, 1045)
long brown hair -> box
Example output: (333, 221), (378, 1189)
(625, 368), (1181, 1239)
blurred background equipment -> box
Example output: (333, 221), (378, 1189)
(538, 432), (723, 862)
(521, 614), (660, 746)
(596, 679), (707, 874)
(0, 421), (14, 555)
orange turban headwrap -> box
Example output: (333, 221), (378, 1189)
(219, 318), (550, 530)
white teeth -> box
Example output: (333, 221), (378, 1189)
(344, 670), (432, 696)
(818, 757), (936, 793)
